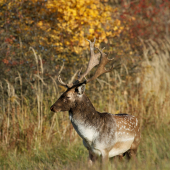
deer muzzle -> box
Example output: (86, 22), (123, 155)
(50, 105), (60, 112)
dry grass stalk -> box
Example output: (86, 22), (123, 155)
(0, 38), (170, 154)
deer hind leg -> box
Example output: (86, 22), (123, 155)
(126, 134), (140, 160)
(125, 133), (140, 160)
(118, 152), (130, 161)
(118, 154), (124, 161)
(125, 148), (138, 160)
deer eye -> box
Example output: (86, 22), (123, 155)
(63, 97), (70, 103)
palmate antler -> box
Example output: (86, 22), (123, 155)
(58, 38), (114, 88)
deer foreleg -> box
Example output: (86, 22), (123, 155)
(88, 150), (97, 167)
(101, 150), (109, 169)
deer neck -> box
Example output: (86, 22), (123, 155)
(68, 94), (116, 144)
(69, 94), (100, 142)
(69, 94), (100, 128)
(69, 94), (97, 120)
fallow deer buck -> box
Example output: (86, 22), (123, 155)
(50, 38), (141, 166)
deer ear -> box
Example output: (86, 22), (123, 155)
(77, 84), (86, 95)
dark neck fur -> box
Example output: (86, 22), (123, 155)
(69, 94), (113, 128)
(70, 94), (97, 117)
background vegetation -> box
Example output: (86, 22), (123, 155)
(0, 0), (170, 169)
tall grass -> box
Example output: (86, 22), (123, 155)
(0, 39), (170, 169)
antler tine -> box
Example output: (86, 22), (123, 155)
(57, 62), (68, 88)
(86, 47), (114, 83)
(78, 38), (100, 82)
(57, 63), (78, 88)
(68, 70), (79, 85)
(86, 37), (96, 56)
(58, 70), (80, 88)
(58, 75), (68, 88)
(78, 67), (82, 79)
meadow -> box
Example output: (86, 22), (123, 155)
(0, 42), (170, 169)
(0, 124), (170, 170)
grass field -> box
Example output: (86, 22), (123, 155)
(0, 114), (170, 170)
(1, 75), (170, 170)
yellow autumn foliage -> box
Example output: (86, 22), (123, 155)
(0, 0), (125, 58)
(35, 0), (124, 55)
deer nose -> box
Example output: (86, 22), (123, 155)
(50, 106), (56, 112)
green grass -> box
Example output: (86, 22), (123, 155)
(0, 123), (169, 170)
(0, 139), (87, 170)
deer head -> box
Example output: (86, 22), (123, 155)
(50, 83), (86, 112)
(50, 38), (115, 113)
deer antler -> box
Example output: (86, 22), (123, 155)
(58, 38), (114, 88)
(57, 62), (69, 88)
(58, 70), (80, 88)
(77, 38), (114, 83)
(78, 38), (101, 82)
(86, 47), (114, 83)
(57, 63), (79, 88)
(58, 75), (68, 88)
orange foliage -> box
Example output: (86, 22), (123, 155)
(0, 0), (124, 58)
